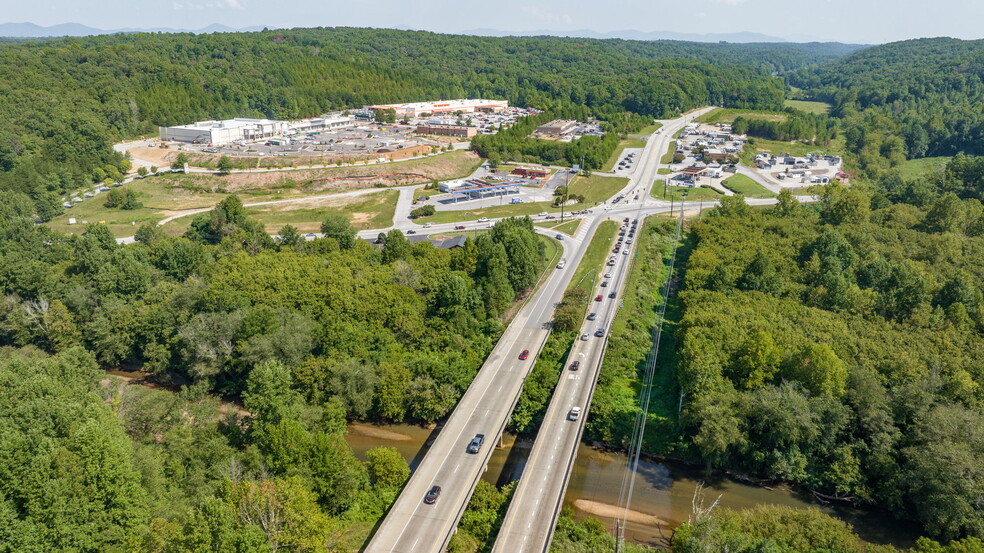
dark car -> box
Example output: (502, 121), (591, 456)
(424, 485), (442, 504)
(609, 292), (617, 299)
(467, 434), (485, 454)
(455, 225), (466, 230)
(601, 281), (609, 287)
(594, 328), (605, 337)
(569, 360), (581, 371)
(595, 295), (603, 302)
(405, 229), (416, 235)
(587, 312), (597, 321)
(519, 349), (530, 360)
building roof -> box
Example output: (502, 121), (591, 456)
(678, 166), (708, 175)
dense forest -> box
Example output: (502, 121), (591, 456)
(789, 38), (984, 174)
(670, 176), (984, 541)
(0, 27), (822, 216)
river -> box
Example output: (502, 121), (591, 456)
(345, 423), (919, 549)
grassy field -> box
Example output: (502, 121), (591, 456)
(899, 156), (951, 179)
(721, 174), (775, 198)
(784, 99), (832, 115)
(660, 141), (677, 164)
(161, 189), (400, 236)
(651, 181), (725, 202)
(551, 219), (581, 236)
(567, 220), (618, 296)
(697, 108), (787, 125)
(50, 150), (481, 237)
(657, 168), (672, 175)
(602, 136), (646, 171)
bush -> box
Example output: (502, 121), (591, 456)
(410, 205), (435, 218)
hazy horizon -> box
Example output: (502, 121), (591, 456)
(3, 0), (982, 44)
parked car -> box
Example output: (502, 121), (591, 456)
(467, 434), (485, 454)
(519, 349), (530, 360)
(424, 485), (442, 504)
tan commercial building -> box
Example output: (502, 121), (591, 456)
(416, 124), (477, 138)
(536, 119), (578, 135)
(370, 99), (508, 118)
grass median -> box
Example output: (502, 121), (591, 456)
(721, 174), (775, 198)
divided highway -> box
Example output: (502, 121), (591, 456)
(490, 111), (703, 553)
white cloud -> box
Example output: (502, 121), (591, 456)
(520, 6), (573, 26)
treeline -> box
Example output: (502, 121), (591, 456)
(789, 37), (984, 174)
(675, 188), (984, 540)
(876, 153), (984, 207)
(471, 112), (623, 170)
(732, 110), (837, 144)
(0, 191), (544, 424)
(0, 27), (796, 216)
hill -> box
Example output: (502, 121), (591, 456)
(0, 27), (863, 217)
(790, 37), (984, 166)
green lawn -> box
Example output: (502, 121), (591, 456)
(567, 220), (618, 296)
(784, 99), (832, 115)
(899, 156), (951, 179)
(721, 174), (775, 198)
(697, 108), (787, 125)
(657, 168), (672, 175)
(535, 218), (580, 235)
(538, 234), (562, 276)
(602, 135), (646, 171)
(660, 141), (677, 164)
(569, 174), (629, 204)
(651, 181), (725, 202)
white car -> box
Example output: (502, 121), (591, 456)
(538, 212), (548, 217)
(478, 217), (489, 223)
(623, 250), (630, 255)
(569, 407), (582, 421)
(604, 272), (612, 278)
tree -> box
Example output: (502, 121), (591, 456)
(327, 359), (379, 418)
(784, 343), (848, 398)
(217, 155), (234, 174)
(737, 250), (781, 294)
(381, 229), (410, 263)
(923, 192), (964, 233)
(171, 152), (189, 171)
(137, 166), (148, 177)
(319, 214), (357, 249)
(714, 194), (752, 218)
(685, 390), (745, 474)
(820, 183), (870, 225)
(409, 205), (435, 218)
(365, 447), (410, 489)
(304, 432), (367, 514)
(774, 188), (800, 217)
(277, 224), (303, 251)
(731, 331), (782, 390)
(243, 361), (303, 432)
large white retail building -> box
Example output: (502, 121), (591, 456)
(368, 99), (508, 118)
(159, 114), (357, 146)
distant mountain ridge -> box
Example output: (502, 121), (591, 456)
(0, 22), (266, 37)
(460, 27), (839, 44)
(0, 21), (854, 44)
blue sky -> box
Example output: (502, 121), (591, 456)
(6, 0), (983, 44)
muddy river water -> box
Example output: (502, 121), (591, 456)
(344, 423), (919, 548)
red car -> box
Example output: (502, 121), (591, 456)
(454, 225), (466, 230)
(519, 349), (530, 360)
(595, 294), (603, 302)
(569, 361), (581, 371)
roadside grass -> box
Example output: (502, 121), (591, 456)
(697, 108), (787, 125)
(657, 168), (672, 175)
(602, 136), (646, 172)
(899, 156), (951, 179)
(586, 218), (687, 454)
(651, 181), (724, 202)
(412, 175), (627, 225)
(636, 122), (664, 135)
(538, 234), (562, 276)
(660, 141), (677, 164)
(721, 174), (775, 198)
(784, 99), (832, 115)
(567, 220), (618, 296)
(552, 219), (581, 236)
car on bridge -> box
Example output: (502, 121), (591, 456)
(580, 333), (589, 341)
(587, 312), (597, 321)
(424, 485), (442, 504)
(568, 407), (582, 421)
(569, 360), (580, 371)
(519, 349), (530, 360)
(467, 434), (485, 454)
(595, 328), (606, 337)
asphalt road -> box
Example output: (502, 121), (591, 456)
(489, 110), (707, 553)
